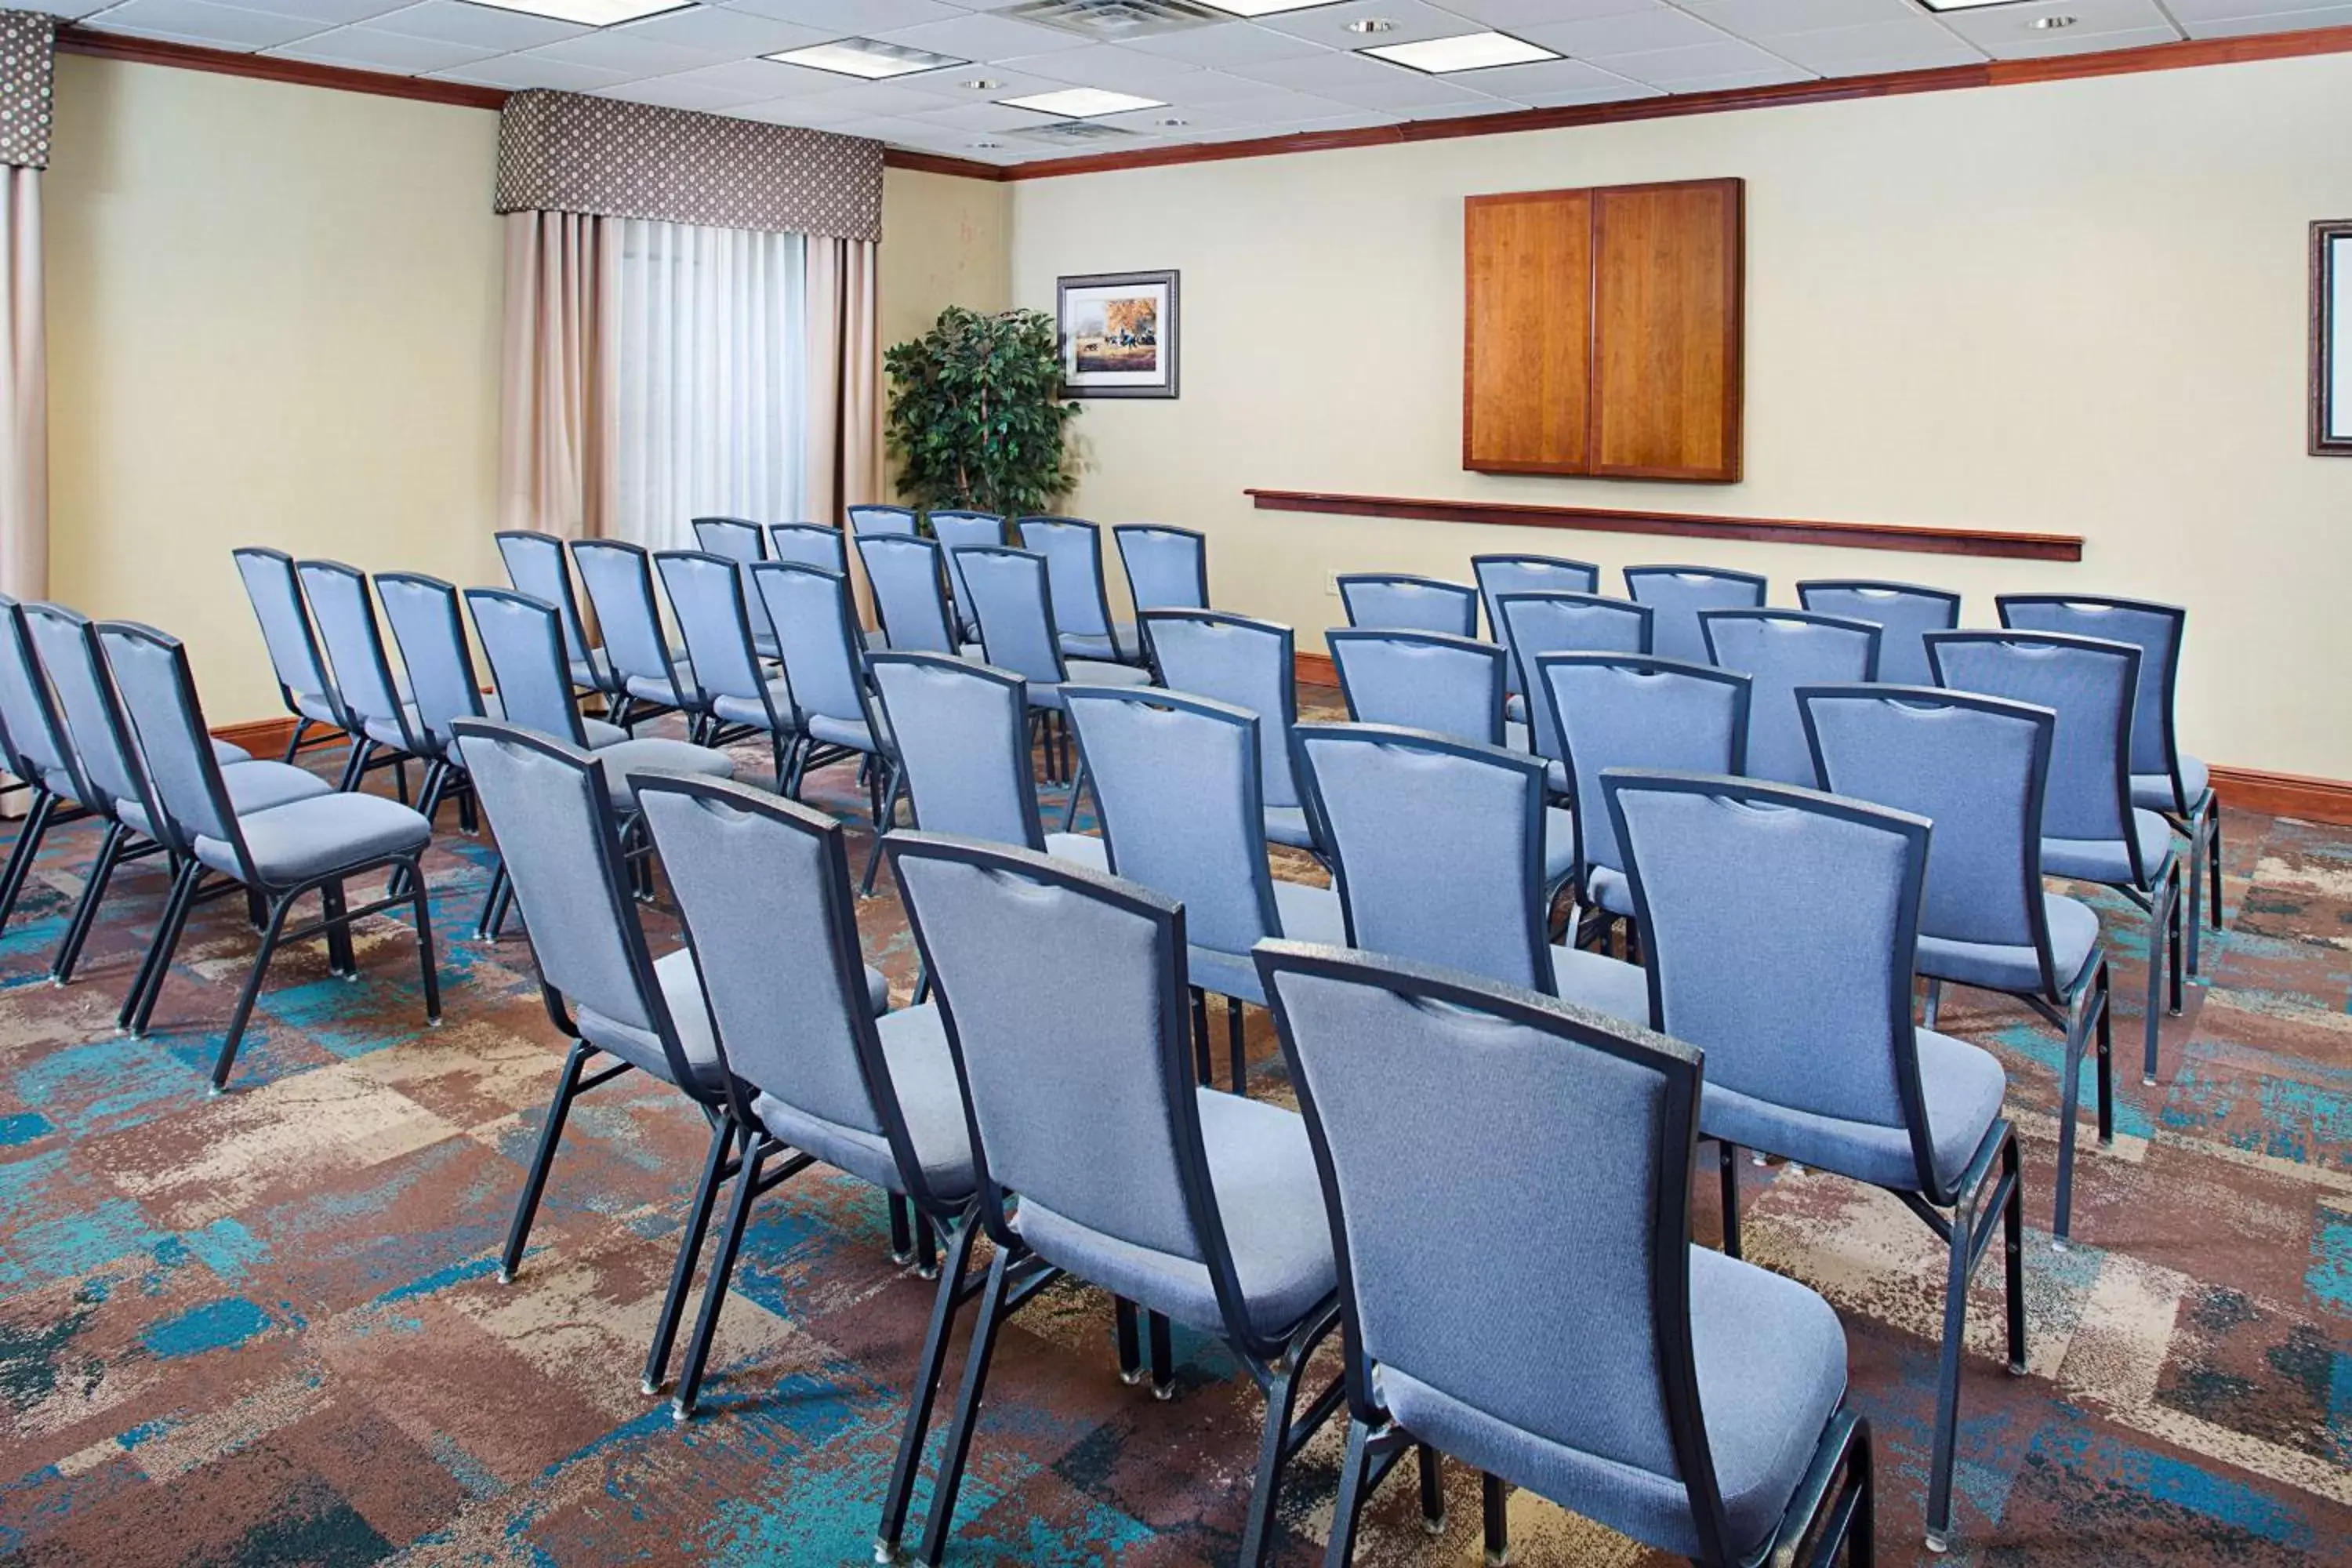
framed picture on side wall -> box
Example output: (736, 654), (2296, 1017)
(2316, 220), (2352, 456)
(1058, 270), (1179, 399)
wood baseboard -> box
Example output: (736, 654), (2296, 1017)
(1295, 651), (1336, 688)
(211, 717), (305, 759)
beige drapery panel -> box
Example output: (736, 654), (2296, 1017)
(803, 235), (884, 616)
(496, 210), (615, 539)
(0, 10), (53, 600)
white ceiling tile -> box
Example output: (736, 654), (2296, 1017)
(2181, 2), (2352, 31)
(428, 52), (635, 88)
(1455, 51), (1660, 93)
(1522, 3), (1735, 56)
(2162, 0), (2351, 16)
(1762, 16), (1984, 67)
(723, 91), (866, 123)
(1249, 0), (1504, 48)
(1316, 69), (1515, 107)
(198, 0), (408, 24)
(81, 0), (331, 49)
(1584, 35), (1809, 81)
(364, 1), (588, 51)
(996, 42), (1209, 88)
(265, 21), (496, 67)
(887, 64), (1091, 101)
(1508, 70), (1661, 102)
(913, 98), (1070, 131)
(869, 10), (1097, 60)
(9, 0), (120, 19)
(1631, 60), (1816, 85)
(1117, 20), (1334, 66)
(1437, 0), (1658, 25)
(1933, 0), (2179, 52)
(1974, 20), (2180, 52)
(647, 56), (840, 94)
(824, 113), (947, 141)
(1407, 94), (1530, 116)
(1215, 45), (1423, 88)
(1092, 97), (1290, 132)
(1163, 67), (1341, 102)
(518, 27), (725, 74)
(1677, 0), (1922, 38)
(717, 0), (961, 28)
(611, 3), (832, 55)
(789, 78), (963, 114)
(596, 72), (771, 107)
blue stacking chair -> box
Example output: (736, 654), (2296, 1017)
(1624, 565), (1767, 665)
(1017, 515), (1145, 665)
(494, 530), (614, 706)
(1336, 573), (1479, 637)
(750, 562), (903, 893)
(1804, 684), (2113, 1243)
(233, 546), (352, 762)
(1471, 553), (1599, 719)
(1062, 685), (1344, 1093)
(885, 831), (1345, 1568)
(848, 504), (920, 538)
(374, 572), (490, 837)
(1798, 579), (1959, 687)
(1113, 524), (1209, 612)
(0, 597), (103, 938)
(1604, 769), (2022, 1552)
(857, 533), (968, 657)
(687, 516), (780, 659)
(98, 622), (438, 1091)
(297, 560), (426, 798)
(573, 539), (705, 735)
(1494, 590), (1654, 799)
(1138, 609), (1316, 853)
(632, 772), (972, 1504)
(1541, 652), (1750, 956)
(1929, 629), (2182, 1085)
(953, 546), (1149, 787)
(655, 550), (798, 789)
(1292, 723), (1643, 1022)
(1998, 595), (2220, 976)
(1700, 608), (1880, 789)
(1257, 940), (1875, 1568)
(766, 521), (849, 575)
(927, 510), (1005, 641)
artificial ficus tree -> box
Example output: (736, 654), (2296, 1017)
(884, 306), (1080, 518)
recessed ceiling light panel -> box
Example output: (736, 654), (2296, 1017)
(466, 0), (690, 25)
(765, 38), (971, 80)
(1360, 30), (1559, 74)
(1000, 86), (1170, 117)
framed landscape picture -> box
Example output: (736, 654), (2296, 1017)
(1058, 270), (1179, 399)
(2317, 220), (2352, 456)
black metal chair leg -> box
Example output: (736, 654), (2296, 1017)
(916, 1246), (1022, 1567)
(2095, 966), (2115, 1146)
(2002, 1134), (2027, 1376)
(671, 1126), (769, 1420)
(126, 862), (202, 1036)
(2053, 990), (2087, 1247)
(1189, 986), (1210, 1083)
(321, 880), (356, 978)
(336, 738), (374, 793)
(1719, 1140), (1743, 1259)
(1147, 1310), (1173, 1400)
(1061, 755), (1088, 834)
(0, 791), (59, 934)
(888, 1193), (915, 1265)
(1323, 1420), (1377, 1568)
(860, 760), (902, 897)
(1924, 1174), (1984, 1552)
(2140, 891), (2165, 1087)
(281, 717), (310, 764)
(52, 822), (126, 984)
(644, 1117), (739, 1396)
(877, 1214), (983, 1564)
(1114, 1297), (1142, 1385)
(2166, 871), (2184, 1015)
(406, 857), (441, 1025)
(501, 1040), (593, 1282)
(1415, 1443), (1444, 1533)
(1234, 1349), (1312, 1568)
(1482, 1472), (1509, 1567)
(2207, 803), (2223, 932)
(1227, 996), (1247, 1094)
(211, 893), (292, 1092)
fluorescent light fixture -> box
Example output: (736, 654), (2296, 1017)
(1000, 86), (1168, 118)
(463, 0), (689, 24)
(1361, 30), (1560, 73)
(765, 37), (969, 80)
(1201, 1), (1349, 14)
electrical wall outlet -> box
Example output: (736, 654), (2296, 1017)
(1325, 573), (1341, 597)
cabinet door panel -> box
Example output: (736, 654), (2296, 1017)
(1464, 190), (1593, 475)
(1590, 179), (1744, 482)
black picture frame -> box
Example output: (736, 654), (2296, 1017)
(2314, 220), (2352, 457)
(1057, 270), (1180, 400)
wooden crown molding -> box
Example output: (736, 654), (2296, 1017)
(56, 24), (510, 111)
(1248, 488), (2085, 563)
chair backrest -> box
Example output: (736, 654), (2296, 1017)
(572, 540), (684, 700)
(956, 546), (1067, 688)
(869, 653), (1044, 851)
(453, 720), (695, 1085)
(1541, 654), (1750, 887)
(1114, 524), (1209, 612)
(766, 522), (848, 575)
(1494, 590), (1655, 767)
(1138, 610), (1301, 811)
(1294, 724), (1553, 993)
(637, 773), (949, 1203)
(1016, 516), (1117, 641)
(0, 595), (80, 800)
(463, 588), (590, 748)
(751, 563), (873, 731)
(928, 510), (1006, 633)
(691, 517), (767, 564)
(1797, 580), (1959, 687)
(233, 546), (340, 720)
(1254, 940), (1735, 1557)
(1699, 609), (1880, 789)
(891, 833), (1267, 1350)
(1327, 630), (1507, 747)
(494, 531), (596, 670)
(1065, 686), (1277, 957)
(95, 622), (245, 858)
(1471, 555), (1601, 683)
(1927, 630), (2143, 878)
(857, 534), (961, 655)
(1624, 566), (1768, 664)
(376, 572), (487, 758)
(1997, 595), (2186, 795)
(297, 560), (412, 749)
(848, 504), (920, 538)
(1337, 574), (1480, 638)
(1605, 771), (1944, 1195)
(656, 550), (776, 719)
(22, 603), (142, 823)
(1802, 685), (2060, 981)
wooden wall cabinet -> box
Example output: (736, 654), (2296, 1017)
(1464, 177), (1744, 484)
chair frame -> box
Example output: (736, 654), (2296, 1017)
(1255, 938), (1876, 1568)
(233, 545), (354, 764)
(1603, 768), (2024, 1552)
(764, 521), (849, 574)
(867, 651), (1048, 852)
(1113, 523), (1210, 612)
(690, 516), (768, 561)
(848, 504), (921, 537)
(1624, 565), (1770, 662)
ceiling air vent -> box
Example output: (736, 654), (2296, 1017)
(1016, 119), (1145, 146)
(1000, 0), (1225, 43)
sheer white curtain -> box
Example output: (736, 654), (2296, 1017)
(611, 219), (808, 552)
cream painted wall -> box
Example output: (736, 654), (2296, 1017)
(1010, 54), (2352, 780)
(47, 54), (506, 726)
(880, 166), (1011, 356)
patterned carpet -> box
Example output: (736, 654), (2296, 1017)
(1, 703), (2348, 1567)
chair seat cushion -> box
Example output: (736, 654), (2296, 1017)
(292, 689), (342, 728)
(122, 759), (336, 840)
(1918, 895), (2100, 998)
(1544, 806), (1575, 893)
(752, 1002), (975, 1202)
(583, 947), (889, 1095)
(1377, 1247), (1846, 1560)
(568, 655), (608, 692)
(192, 790), (430, 887)
(622, 663), (691, 705)
(210, 738), (252, 766)
(1505, 720), (1530, 753)
(1013, 1087), (1336, 1341)
(1264, 805), (1316, 851)
(361, 703), (422, 753)
(589, 738), (735, 804)
(1546, 757), (1569, 797)
(1700, 1027), (2006, 1192)
(1043, 832), (1109, 871)
(580, 717), (628, 748)
(808, 709), (892, 754)
(1188, 880), (1345, 1004)
(1058, 623), (1143, 663)
(711, 680), (793, 731)
(1584, 865), (1634, 918)
(2042, 808), (2174, 888)
(1029, 661), (1153, 710)
(2132, 752), (2209, 814)
(1547, 946), (1650, 1027)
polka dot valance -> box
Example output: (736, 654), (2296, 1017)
(0, 11), (54, 172)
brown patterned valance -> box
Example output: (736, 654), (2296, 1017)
(493, 89), (881, 243)
(0, 12), (53, 172)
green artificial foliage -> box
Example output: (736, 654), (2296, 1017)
(884, 306), (1080, 517)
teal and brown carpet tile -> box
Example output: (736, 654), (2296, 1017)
(1, 711), (2348, 1566)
